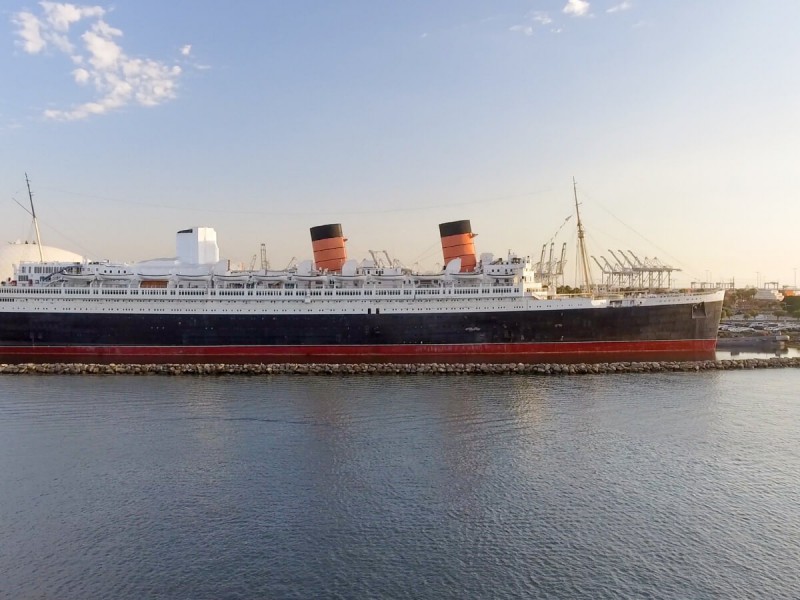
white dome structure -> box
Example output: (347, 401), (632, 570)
(0, 242), (84, 283)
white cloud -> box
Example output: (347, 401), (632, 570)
(82, 23), (123, 70)
(510, 11), (555, 36)
(41, 1), (104, 31)
(509, 24), (534, 37)
(12, 11), (46, 53)
(12, 2), (184, 121)
(563, 0), (590, 17)
(607, 1), (632, 13)
(72, 67), (89, 83)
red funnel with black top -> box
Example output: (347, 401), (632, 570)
(439, 220), (476, 272)
(310, 224), (347, 272)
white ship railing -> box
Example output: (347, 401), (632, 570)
(0, 285), (525, 300)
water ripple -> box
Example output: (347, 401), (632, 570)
(1, 371), (799, 598)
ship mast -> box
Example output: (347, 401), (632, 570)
(573, 177), (593, 294)
(25, 173), (44, 262)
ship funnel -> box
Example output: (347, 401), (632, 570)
(310, 223), (347, 272)
(176, 227), (219, 265)
(439, 220), (477, 272)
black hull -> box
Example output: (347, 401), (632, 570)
(0, 300), (723, 364)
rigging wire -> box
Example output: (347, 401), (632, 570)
(33, 185), (553, 217)
(578, 189), (707, 282)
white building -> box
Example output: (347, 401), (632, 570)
(0, 242), (83, 283)
(754, 288), (784, 302)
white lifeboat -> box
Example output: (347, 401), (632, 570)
(59, 272), (97, 283)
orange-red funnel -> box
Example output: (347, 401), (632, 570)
(439, 220), (476, 272)
(310, 224), (347, 272)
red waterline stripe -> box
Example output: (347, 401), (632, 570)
(0, 340), (718, 364)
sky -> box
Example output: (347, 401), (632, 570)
(1, 0), (799, 288)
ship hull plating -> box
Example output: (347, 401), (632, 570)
(0, 300), (722, 364)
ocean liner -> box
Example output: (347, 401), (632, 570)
(0, 189), (724, 365)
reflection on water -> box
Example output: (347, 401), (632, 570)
(1, 373), (799, 599)
(716, 347), (800, 360)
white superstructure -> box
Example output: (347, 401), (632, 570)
(0, 226), (724, 316)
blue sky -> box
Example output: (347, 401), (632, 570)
(2, 1), (799, 287)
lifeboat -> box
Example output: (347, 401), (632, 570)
(96, 272), (136, 281)
(373, 274), (406, 282)
(332, 259), (365, 283)
(451, 272), (485, 281)
(293, 274), (330, 283)
(59, 272), (97, 283)
(213, 273), (252, 283)
(175, 273), (212, 282)
(333, 274), (367, 283)
(252, 272), (290, 283)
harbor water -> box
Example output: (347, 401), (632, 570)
(2, 367), (799, 599)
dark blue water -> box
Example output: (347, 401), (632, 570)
(2, 370), (799, 599)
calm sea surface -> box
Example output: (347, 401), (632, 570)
(2, 368), (799, 599)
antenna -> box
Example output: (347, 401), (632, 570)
(25, 173), (44, 262)
(573, 177), (593, 293)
